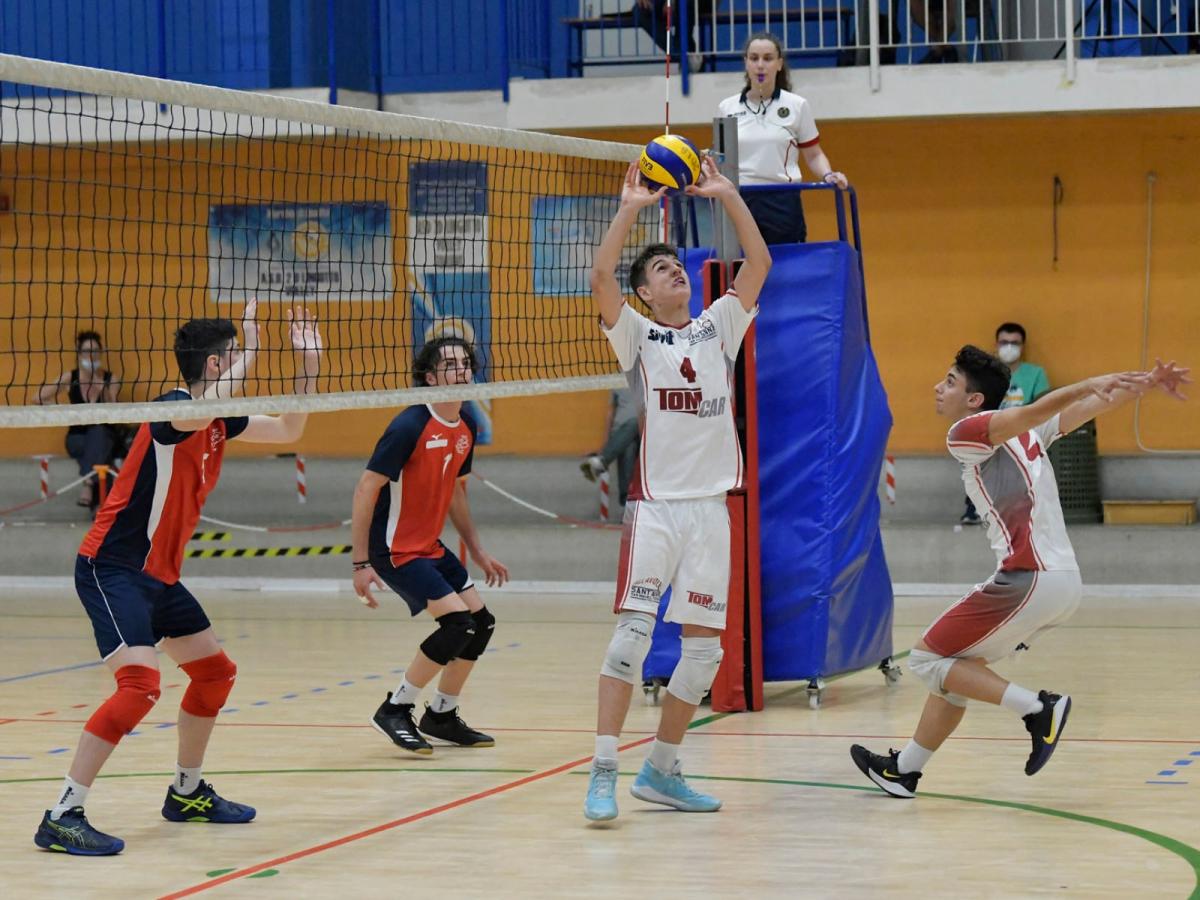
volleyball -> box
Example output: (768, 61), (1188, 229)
(639, 134), (701, 193)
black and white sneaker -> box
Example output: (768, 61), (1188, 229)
(418, 704), (495, 747)
(1023, 690), (1071, 776)
(371, 695), (433, 756)
(850, 745), (921, 799)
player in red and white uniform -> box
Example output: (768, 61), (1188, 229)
(583, 155), (772, 820)
(351, 337), (508, 757)
(35, 302), (324, 855)
(852, 346), (1190, 798)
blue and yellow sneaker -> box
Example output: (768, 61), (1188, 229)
(34, 807), (124, 855)
(1023, 690), (1072, 776)
(629, 759), (721, 812)
(583, 760), (618, 822)
(850, 744), (921, 798)
(161, 780), (256, 823)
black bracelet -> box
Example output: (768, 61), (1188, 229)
(352, 560), (372, 570)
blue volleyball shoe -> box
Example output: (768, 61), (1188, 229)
(34, 807), (125, 855)
(584, 760), (619, 822)
(1023, 691), (1072, 776)
(630, 759), (721, 812)
(161, 780), (256, 823)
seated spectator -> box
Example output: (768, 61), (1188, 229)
(33, 331), (122, 508)
(580, 387), (641, 512)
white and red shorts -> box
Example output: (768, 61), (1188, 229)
(922, 568), (1082, 662)
(613, 496), (730, 630)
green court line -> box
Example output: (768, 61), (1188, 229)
(0, 767), (535, 786)
(568, 770), (1200, 899)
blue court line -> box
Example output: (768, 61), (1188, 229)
(281, 693), (298, 699)
(1146, 780), (1189, 785)
(0, 659), (104, 684)
(47, 748), (67, 754)
(0, 755), (32, 760)
(1173, 760), (1193, 766)
(338, 681), (355, 687)
(1191, 751), (1200, 757)
(1159, 770), (1177, 776)
(252, 701), (269, 706)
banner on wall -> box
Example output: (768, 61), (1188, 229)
(532, 196), (659, 296)
(408, 161), (493, 444)
(207, 202), (391, 301)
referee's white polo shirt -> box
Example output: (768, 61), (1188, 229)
(717, 87), (820, 185)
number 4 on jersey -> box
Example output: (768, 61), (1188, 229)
(679, 357), (697, 384)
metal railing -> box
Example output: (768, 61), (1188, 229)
(570, 0), (1199, 91)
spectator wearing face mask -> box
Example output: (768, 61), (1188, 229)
(960, 322), (1051, 525)
(996, 322), (1050, 409)
(34, 330), (123, 508)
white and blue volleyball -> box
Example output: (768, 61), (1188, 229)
(638, 134), (701, 193)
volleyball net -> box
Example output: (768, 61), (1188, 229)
(0, 53), (659, 428)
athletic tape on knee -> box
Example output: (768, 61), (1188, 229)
(180, 651), (237, 718)
(667, 636), (723, 706)
(457, 606), (495, 662)
(419, 610), (475, 666)
(600, 611), (655, 684)
(84, 665), (161, 745)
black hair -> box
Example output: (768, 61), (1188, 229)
(412, 336), (478, 387)
(629, 242), (680, 298)
(954, 345), (1011, 412)
(174, 318), (237, 385)
(75, 330), (103, 350)
(995, 322), (1026, 342)
(741, 32), (792, 93)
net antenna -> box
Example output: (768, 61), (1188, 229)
(0, 53), (647, 428)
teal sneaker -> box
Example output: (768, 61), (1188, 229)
(630, 759), (721, 812)
(583, 760), (618, 821)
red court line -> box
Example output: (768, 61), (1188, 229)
(158, 735), (654, 899)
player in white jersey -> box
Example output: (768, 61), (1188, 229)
(852, 345), (1190, 798)
(583, 155), (771, 821)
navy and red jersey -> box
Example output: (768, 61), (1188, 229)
(79, 389), (248, 584)
(366, 405), (476, 567)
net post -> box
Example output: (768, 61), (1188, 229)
(35, 454), (51, 499)
(598, 468), (610, 521)
(711, 116), (740, 264)
(93, 464), (110, 506)
(296, 455), (307, 504)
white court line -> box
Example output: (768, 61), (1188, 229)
(1, 577), (1198, 600)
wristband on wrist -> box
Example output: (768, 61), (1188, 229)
(352, 560), (372, 571)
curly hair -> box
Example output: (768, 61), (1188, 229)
(412, 336), (477, 387)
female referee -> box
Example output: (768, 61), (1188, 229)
(716, 31), (849, 245)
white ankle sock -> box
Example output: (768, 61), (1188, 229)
(896, 740), (934, 774)
(391, 678), (422, 706)
(648, 739), (679, 773)
(50, 776), (89, 819)
(1001, 683), (1043, 717)
(175, 764), (203, 794)
(430, 691), (459, 713)
(594, 734), (619, 765)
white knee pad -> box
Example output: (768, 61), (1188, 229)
(600, 612), (655, 685)
(666, 636), (723, 706)
(908, 649), (969, 708)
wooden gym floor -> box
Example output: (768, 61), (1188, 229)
(1, 587), (1198, 898)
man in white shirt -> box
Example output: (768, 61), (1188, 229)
(583, 155), (771, 821)
(851, 346), (1189, 798)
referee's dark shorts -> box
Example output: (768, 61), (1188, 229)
(742, 188), (806, 245)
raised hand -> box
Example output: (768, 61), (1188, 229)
(1086, 371), (1152, 402)
(684, 155), (735, 200)
(622, 159), (667, 210)
(241, 298), (261, 354)
(1149, 358), (1191, 401)
(286, 306), (324, 355)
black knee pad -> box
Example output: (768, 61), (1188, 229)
(457, 606), (496, 662)
(419, 610), (476, 666)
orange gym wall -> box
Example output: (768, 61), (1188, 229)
(2, 109), (1197, 459)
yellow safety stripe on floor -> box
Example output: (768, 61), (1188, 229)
(185, 545), (352, 559)
(189, 531), (231, 542)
